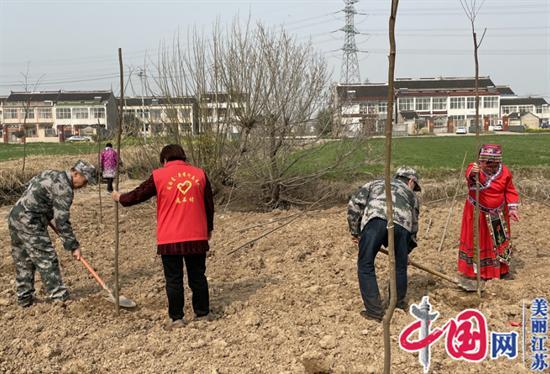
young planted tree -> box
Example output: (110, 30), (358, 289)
(382, 1), (399, 373)
(459, 0), (487, 297)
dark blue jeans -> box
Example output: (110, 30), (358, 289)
(358, 218), (411, 315)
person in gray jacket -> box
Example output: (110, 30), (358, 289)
(8, 160), (96, 307)
(347, 166), (421, 321)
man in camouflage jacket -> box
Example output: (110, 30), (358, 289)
(347, 166), (421, 321)
(8, 160), (96, 307)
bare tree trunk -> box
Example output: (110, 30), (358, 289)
(113, 48), (124, 315)
(21, 98), (31, 173)
(97, 120), (103, 225)
(383, 1), (399, 373)
(460, 0), (486, 298)
(473, 29), (482, 297)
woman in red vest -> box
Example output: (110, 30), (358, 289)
(112, 144), (214, 328)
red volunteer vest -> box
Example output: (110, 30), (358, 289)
(152, 160), (208, 245)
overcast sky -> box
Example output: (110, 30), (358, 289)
(1, 0), (549, 100)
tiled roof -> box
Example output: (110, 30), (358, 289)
(6, 91), (113, 103)
(337, 85), (389, 100)
(395, 77), (495, 90)
(496, 86), (515, 95)
(500, 97), (548, 106)
(118, 97), (196, 106)
(337, 77), (499, 100)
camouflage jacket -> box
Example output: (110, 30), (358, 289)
(9, 170), (79, 251)
(347, 178), (420, 244)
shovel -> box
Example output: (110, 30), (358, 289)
(79, 256), (136, 308)
(377, 247), (482, 292)
(48, 222), (136, 308)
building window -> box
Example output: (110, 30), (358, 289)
(91, 107), (105, 119)
(518, 105), (532, 114)
(433, 117), (447, 128)
(5, 108), (17, 119)
(137, 109), (150, 119)
(432, 97), (447, 110)
(73, 108), (89, 119)
(415, 97), (430, 111)
(45, 127), (57, 137)
(123, 109), (136, 119)
(22, 108), (34, 119)
(483, 96), (498, 109)
(536, 106), (543, 114)
(450, 115), (466, 127)
(467, 97), (477, 109)
(25, 126), (37, 137)
(378, 102), (387, 113)
(485, 114), (498, 126)
(56, 108), (71, 119)
(450, 97), (465, 109)
(501, 106), (515, 115)
(179, 108), (191, 118)
(151, 109), (162, 121)
(359, 104), (377, 115)
(399, 98), (414, 111)
(166, 108), (178, 119)
(38, 108), (52, 119)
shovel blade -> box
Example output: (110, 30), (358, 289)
(456, 277), (486, 292)
(105, 291), (137, 308)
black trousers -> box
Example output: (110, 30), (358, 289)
(106, 178), (114, 193)
(161, 254), (209, 321)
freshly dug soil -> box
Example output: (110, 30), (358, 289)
(0, 178), (547, 373)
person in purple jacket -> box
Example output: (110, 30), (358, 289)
(100, 143), (121, 192)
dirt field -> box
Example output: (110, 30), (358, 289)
(0, 178), (548, 373)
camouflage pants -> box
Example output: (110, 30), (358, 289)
(8, 213), (68, 305)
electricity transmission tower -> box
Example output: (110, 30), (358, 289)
(340, 0), (361, 84)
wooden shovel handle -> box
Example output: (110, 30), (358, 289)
(79, 256), (108, 291)
(48, 222), (111, 293)
(378, 247), (458, 285)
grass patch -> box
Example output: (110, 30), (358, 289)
(0, 142), (98, 161)
(289, 134), (550, 181)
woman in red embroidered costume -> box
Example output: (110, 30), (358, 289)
(458, 144), (520, 280)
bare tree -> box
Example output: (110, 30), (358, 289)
(382, 1), (399, 373)
(152, 19), (364, 209)
(19, 65), (44, 173)
(459, 0), (487, 297)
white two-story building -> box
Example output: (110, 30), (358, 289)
(335, 77), (509, 136)
(2, 91), (117, 143)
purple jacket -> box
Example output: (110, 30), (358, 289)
(100, 147), (119, 178)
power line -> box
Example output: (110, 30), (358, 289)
(320, 48), (550, 56)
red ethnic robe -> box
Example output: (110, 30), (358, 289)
(457, 163), (519, 279)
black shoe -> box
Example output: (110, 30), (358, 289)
(360, 310), (383, 322)
(18, 297), (33, 308)
(194, 311), (214, 321)
(396, 300), (409, 311)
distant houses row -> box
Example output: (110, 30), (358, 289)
(1, 75), (549, 143)
(0, 91), (242, 143)
(335, 76), (550, 136)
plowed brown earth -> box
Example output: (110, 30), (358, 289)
(0, 179), (548, 373)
